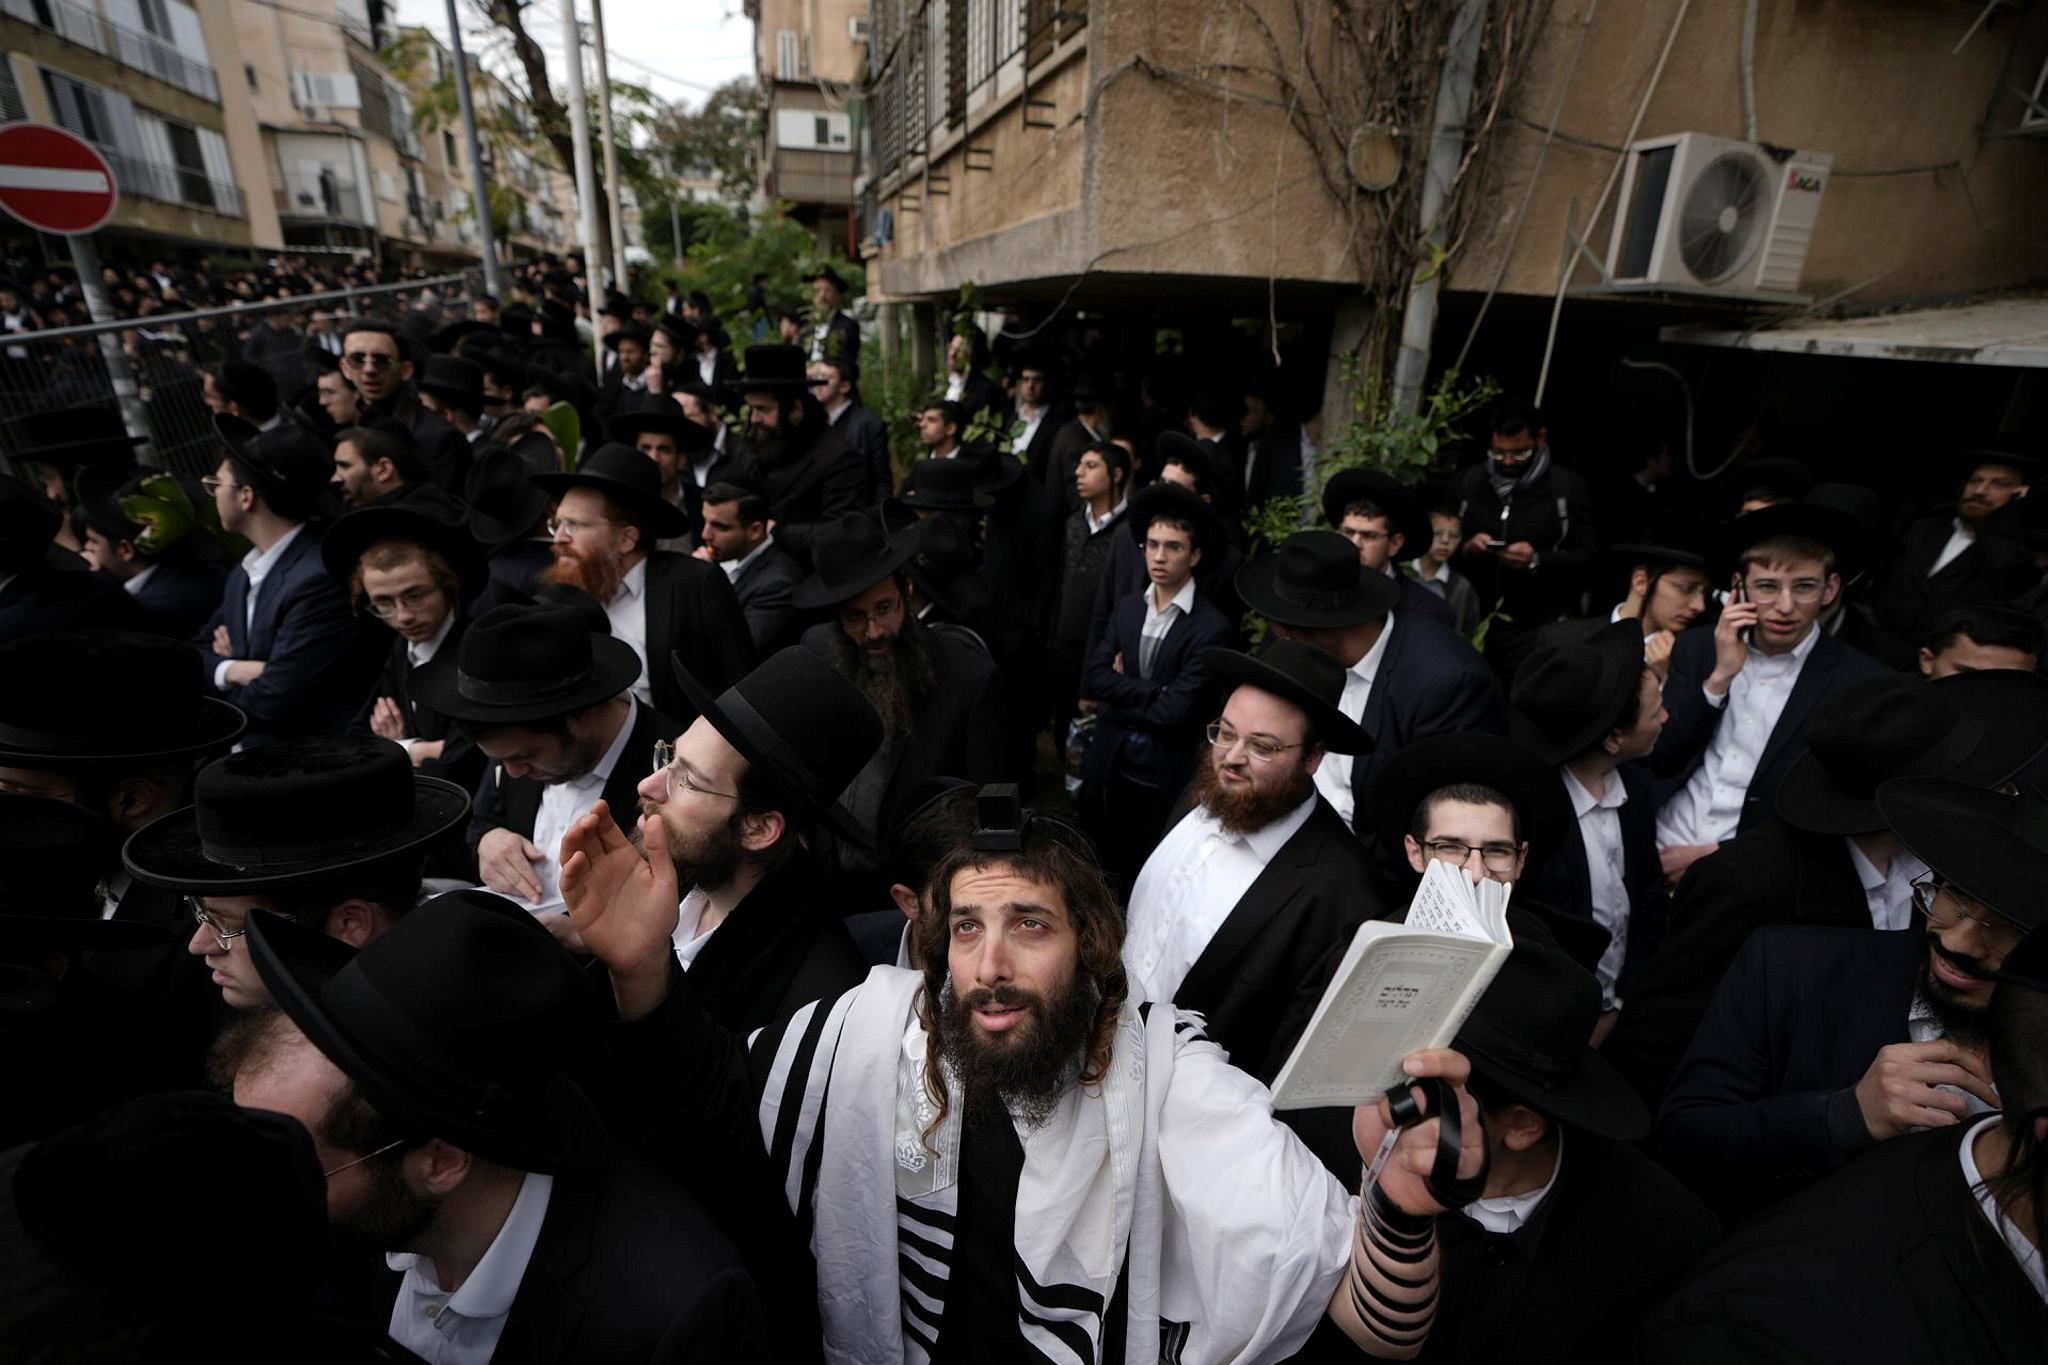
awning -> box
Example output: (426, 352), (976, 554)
(1661, 296), (2048, 369)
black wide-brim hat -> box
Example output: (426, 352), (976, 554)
(1509, 619), (1648, 766)
(651, 315), (698, 353)
(1321, 466), (1429, 553)
(123, 737), (470, 894)
(1453, 936), (1649, 1140)
(1127, 479), (1226, 556)
(0, 631), (246, 768)
(671, 646), (885, 847)
(466, 446), (553, 548)
(1718, 494), (1875, 583)
(1879, 777), (2048, 934)
(1775, 670), (2048, 836)
(429, 319), (500, 354)
(247, 891), (609, 1173)
(1236, 530), (1401, 629)
(416, 356), (486, 409)
(1948, 443), (2043, 485)
(956, 443), (1024, 494)
(0, 405), (147, 467)
(724, 343), (811, 400)
(531, 442), (691, 540)
(804, 264), (850, 292)
(1205, 639), (1369, 755)
(897, 457), (994, 511)
(1, 794), (170, 950)
(607, 407), (713, 456)
(792, 511), (922, 610)
(410, 603), (642, 726)
(1367, 732), (1573, 885)
(320, 501), (489, 604)
(904, 513), (987, 619)
(603, 323), (653, 352)
(1609, 510), (1715, 571)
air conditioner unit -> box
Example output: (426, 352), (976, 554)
(849, 15), (872, 43)
(1604, 132), (1831, 296)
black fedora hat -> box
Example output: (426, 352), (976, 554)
(522, 361), (596, 413)
(0, 405), (146, 468)
(1452, 936), (1649, 1139)
(225, 423), (335, 520)
(1609, 509), (1715, 572)
(1720, 483), (1879, 583)
(670, 646), (884, 846)
(725, 343), (810, 400)
(904, 512), (986, 619)
(0, 476), (65, 573)
(1154, 431), (1222, 493)
(1070, 371), (1113, 405)
(1948, 440), (2043, 486)
(1509, 619), (1650, 766)
(1995, 927), (2048, 996)
(1236, 530), (1400, 629)
(1724, 456), (1817, 508)
(471, 342), (530, 393)
(465, 445), (553, 548)
(428, 318), (499, 354)
(1321, 466), (1429, 554)
(248, 889), (608, 1172)
(897, 457), (994, 512)
(535, 297), (577, 341)
(1366, 732), (1573, 884)
(607, 406), (713, 455)
(410, 602), (641, 725)
(1206, 638), (1369, 755)
(0, 795), (169, 951)
(1878, 778), (2048, 934)
(954, 442), (1024, 494)
(530, 442), (690, 540)
(319, 500), (489, 604)
(498, 300), (537, 334)
(0, 632), (244, 769)
(603, 322), (653, 352)
(1775, 670), (2048, 836)
(416, 354), (485, 410)
(804, 264), (850, 292)
(791, 511), (922, 610)
(122, 735), (470, 894)
(1126, 479), (1226, 555)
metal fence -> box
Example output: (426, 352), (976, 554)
(0, 274), (481, 479)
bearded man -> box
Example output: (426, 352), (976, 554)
(726, 344), (867, 568)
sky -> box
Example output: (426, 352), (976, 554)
(392, 0), (757, 111)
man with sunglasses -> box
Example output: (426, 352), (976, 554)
(338, 317), (469, 494)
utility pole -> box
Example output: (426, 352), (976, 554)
(444, 0), (503, 298)
(670, 196), (682, 263)
(589, 0), (630, 294)
(559, 0), (605, 380)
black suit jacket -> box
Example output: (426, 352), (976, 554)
(726, 542), (803, 653)
(683, 859), (868, 1039)
(380, 1145), (769, 1364)
(736, 416), (866, 568)
(1646, 625), (1888, 836)
(1348, 611), (1508, 828)
(1875, 510), (2040, 645)
(1657, 926), (1918, 1215)
(129, 557), (228, 638)
(487, 539), (555, 598)
(1640, 1125), (2048, 1364)
(643, 550), (757, 726)
(1168, 796), (1381, 1086)
(467, 702), (679, 851)
(1082, 587), (1233, 792)
(1242, 422), (1306, 507)
(0, 558), (141, 639)
(829, 401), (892, 506)
(808, 312), (861, 366)
(1547, 761), (1671, 998)
(1043, 416), (1108, 511)
(1015, 402), (1069, 476)
(1607, 818), (1870, 1109)
(1394, 568), (1456, 630)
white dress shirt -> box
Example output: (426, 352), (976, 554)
(1313, 614), (1395, 827)
(122, 564), (158, 597)
(100, 870), (132, 921)
(1929, 518), (1974, 576)
(671, 885), (722, 968)
(1957, 1115), (2047, 1303)
(944, 371), (966, 402)
(1124, 793), (1317, 1005)
(1082, 497), (1127, 537)
(395, 614), (459, 755)
(1848, 841), (1929, 932)
(525, 695), (638, 913)
(1655, 624), (1819, 850)
(387, 1171), (555, 1364)
(1137, 576), (1195, 677)
(1462, 1130), (1563, 1236)
(604, 558), (652, 706)
(213, 523), (306, 690)
(1563, 767), (1631, 1009)
(1409, 556), (1450, 590)
(1013, 405), (1047, 456)
(720, 533), (776, 584)
(696, 351), (717, 386)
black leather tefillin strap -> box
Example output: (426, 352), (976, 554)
(1384, 1075), (1490, 1210)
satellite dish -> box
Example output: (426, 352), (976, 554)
(1347, 126), (1401, 191)
(1677, 152), (1768, 283)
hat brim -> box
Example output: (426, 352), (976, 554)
(1719, 502), (1872, 581)
(417, 379), (486, 408)
(670, 651), (876, 847)
(528, 470), (691, 541)
(0, 912), (174, 951)
(606, 411), (713, 455)
(246, 907), (607, 1172)
(1456, 1019), (1649, 1140)
(1366, 733), (1572, 885)
(966, 451), (1025, 492)
(1508, 624), (1647, 766)
(0, 696), (246, 769)
(1126, 482), (1227, 556)
(121, 775), (471, 893)
(319, 506), (490, 604)
(896, 488), (994, 512)
(407, 634), (644, 726)
(1607, 541), (1709, 571)
(1321, 468), (1429, 554)
(790, 532), (922, 611)
(1204, 648), (1370, 755)
(1234, 556), (1400, 629)
(1879, 778), (2048, 933)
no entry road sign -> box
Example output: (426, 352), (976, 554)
(0, 122), (119, 236)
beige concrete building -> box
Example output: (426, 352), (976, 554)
(750, 0), (867, 250)
(1, 0), (252, 252)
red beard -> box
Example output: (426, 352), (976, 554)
(542, 544), (624, 604)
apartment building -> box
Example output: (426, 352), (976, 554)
(750, 0), (867, 251)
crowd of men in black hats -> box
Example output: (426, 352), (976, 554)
(1, 260), (2046, 1365)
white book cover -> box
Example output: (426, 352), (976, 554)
(1268, 859), (1514, 1110)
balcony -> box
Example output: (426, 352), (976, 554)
(770, 146), (855, 205)
(273, 176), (367, 225)
(100, 143), (243, 217)
(14, 0), (221, 102)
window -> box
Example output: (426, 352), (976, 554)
(244, 63), (257, 90)
(814, 115), (829, 145)
(43, 71), (112, 144)
(777, 29), (800, 81)
(0, 58), (25, 124)
(443, 129), (458, 168)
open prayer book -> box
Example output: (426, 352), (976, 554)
(1269, 858), (1514, 1110)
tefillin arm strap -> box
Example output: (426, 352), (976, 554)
(1384, 1076), (1490, 1210)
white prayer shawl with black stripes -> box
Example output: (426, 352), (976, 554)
(758, 966), (1357, 1365)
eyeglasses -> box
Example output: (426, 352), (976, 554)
(188, 896), (248, 951)
(649, 740), (740, 802)
(365, 585), (442, 618)
(1912, 875), (2022, 952)
(343, 351), (398, 369)
(1205, 721), (1303, 764)
(322, 1136), (412, 1179)
(1421, 839), (1523, 874)
(200, 476), (238, 495)
(1339, 526), (1389, 545)
(839, 596), (903, 632)
(1741, 577), (1827, 605)
(547, 515), (614, 538)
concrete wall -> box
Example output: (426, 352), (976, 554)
(756, 0), (868, 83)
(195, 0), (279, 248)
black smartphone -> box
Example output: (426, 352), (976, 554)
(1731, 576), (1750, 646)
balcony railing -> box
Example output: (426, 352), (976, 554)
(99, 143), (243, 217)
(274, 178), (367, 225)
(19, 0), (221, 102)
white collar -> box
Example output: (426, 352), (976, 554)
(612, 556), (647, 603)
(1463, 1130), (1563, 1236)
(407, 611), (458, 668)
(1958, 1115), (2048, 1304)
(386, 1170), (554, 1318)
(122, 563), (160, 596)
(1748, 618), (1822, 667)
(1410, 556), (1450, 586)
(1149, 574), (1196, 618)
(1200, 790), (1318, 864)
(1561, 765), (1627, 816)
(565, 695), (639, 789)
(242, 522), (305, 578)
(721, 534), (775, 580)
(1353, 611), (1395, 687)
(825, 396), (852, 424)
(1083, 497), (1127, 537)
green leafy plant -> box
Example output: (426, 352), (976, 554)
(120, 472), (247, 560)
(542, 403), (581, 471)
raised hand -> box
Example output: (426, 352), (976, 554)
(560, 799), (680, 1018)
(1854, 1039), (1999, 1140)
(1351, 1048), (1487, 1219)
(369, 696), (408, 741)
